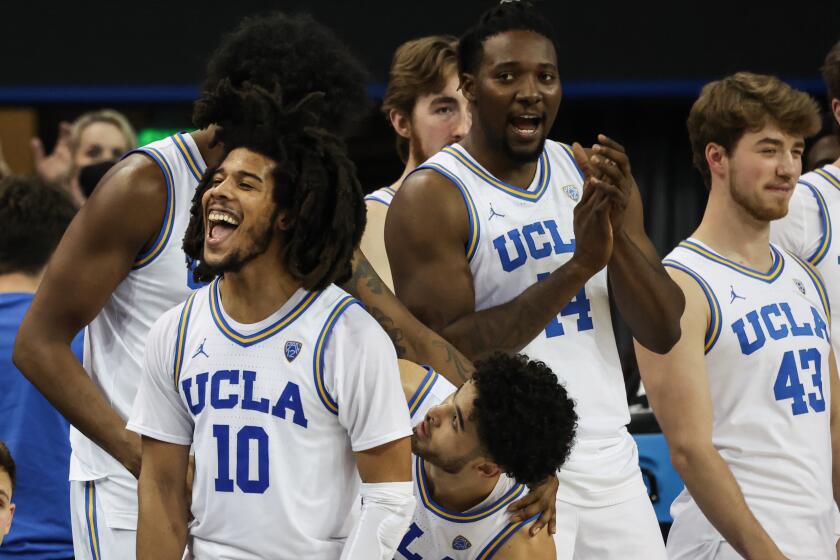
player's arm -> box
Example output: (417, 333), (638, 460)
(360, 198), (395, 291)
(136, 438), (190, 559)
(13, 155), (167, 477)
(398, 359), (430, 402)
(829, 350), (840, 509)
(491, 520), (556, 560)
(129, 308), (195, 558)
(635, 269), (786, 560)
(386, 164), (616, 362)
(334, 311), (415, 560)
(587, 135), (684, 354)
(343, 251), (475, 384)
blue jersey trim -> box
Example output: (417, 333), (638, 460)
(663, 259), (722, 353)
(172, 132), (203, 182)
(416, 163), (481, 262)
(557, 142), (584, 180)
(477, 512), (541, 560)
(312, 296), (360, 415)
(785, 251), (831, 325)
(128, 146), (175, 270)
(364, 195), (391, 207)
(85, 481), (102, 560)
(678, 239), (784, 283)
(172, 292), (198, 388)
(209, 279), (322, 347)
(442, 145), (551, 203)
(407, 366), (440, 421)
(814, 166), (840, 193)
(415, 456), (526, 523)
(799, 179), (832, 266)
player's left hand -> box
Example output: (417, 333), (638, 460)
(507, 474), (558, 536)
(588, 134), (635, 234)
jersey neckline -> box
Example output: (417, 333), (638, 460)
(680, 238), (785, 283)
(442, 144), (551, 203)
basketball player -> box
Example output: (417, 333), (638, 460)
(12, 13), (468, 559)
(635, 73), (837, 559)
(128, 86), (414, 559)
(770, 39), (840, 558)
(361, 36), (470, 289)
(385, 3), (684, 558)
(396, 354), (574, 559)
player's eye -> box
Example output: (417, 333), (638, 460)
(497, 72), (514, 83)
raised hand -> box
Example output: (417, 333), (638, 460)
(507, 474), (559, 535)
(569, 142), (621, 274)
(588, 134), (635, 234)
(31, 122), (73, 186)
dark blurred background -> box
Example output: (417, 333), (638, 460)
(3, 0), (839, 382)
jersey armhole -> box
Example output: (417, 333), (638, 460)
(799, 180), (832, 266)
(663, 260), (721, 354)
(312, 296), (361, 415)
(172, 292), (199, 389)
(414, 163), (481, 262)
(125, 147), (176, 270)
(475, 512), (541, 559)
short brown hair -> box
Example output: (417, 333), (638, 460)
(381, 36), (458, 163)
(687, 72), (821, 187)
(823, 39), (840, 102)
(0, 441), (15, 490)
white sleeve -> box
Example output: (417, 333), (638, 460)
(325, 304), (412, 452)
(127, 305), (194, 446)
(771, 184), (823, 260)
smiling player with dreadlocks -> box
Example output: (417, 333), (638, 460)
(128, 81), (415, 560)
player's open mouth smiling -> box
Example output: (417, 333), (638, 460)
(206, 208), (241, 247)
(509, 113), (543, 139)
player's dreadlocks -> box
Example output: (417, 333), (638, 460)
(458, 1), (558, 76)
(196, 11), (369, 136)
(184, 80), (366, 291)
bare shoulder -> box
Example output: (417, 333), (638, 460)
(492, 521), (556, 560)
(393, 168), (466, 215)
(398, 359), (430, 403)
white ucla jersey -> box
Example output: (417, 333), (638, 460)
(664, 239), (834, 558)
(128, 280), (412, 560)
(396, 372), (538, 560)
(419, 141), (641, 505)
(71, 132), (204, 484)
(365, 184), (397, 207)
(772, 164), (840, 359)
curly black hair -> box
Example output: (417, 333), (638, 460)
(0, 176), (76, 275)
(458, 1), (559, 77)
(196, 11), (370, 136)
(471, 353), (577, 486)
(184, 81), (366, 291)
(0, 441), (14, 490)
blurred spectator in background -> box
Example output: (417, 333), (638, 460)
(0, 442), (14, 548)
(30, 109), (136, 206)
(806, 133), (840, 172)
(0, 176), (78, 559)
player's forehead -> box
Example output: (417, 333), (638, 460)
(217, 148), (276, 180)
(453, 380), (478, 422)
(480, 30), (557, 71)
(737, 121), (805, 150)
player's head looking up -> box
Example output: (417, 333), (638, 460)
(822, 39), (840, 140)
(687, 72), (820, 221)
(412, 353), (576, 486)
(0, 176), (77, 278)
(196, 11), (369, 138)
(0, 441), (15, 546)
(184, 83), (365, 291)
(382, 35), (470, 165)
(457, 1), (561, 163)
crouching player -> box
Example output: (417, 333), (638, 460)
(396, 354), (577, 559)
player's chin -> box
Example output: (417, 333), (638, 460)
(504, 136), (544, 163)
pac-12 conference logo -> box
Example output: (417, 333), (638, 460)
(562, 184), (580, 201)
(284, 341), (302, 362)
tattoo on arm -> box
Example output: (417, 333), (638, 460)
(367, 306), (408, 358)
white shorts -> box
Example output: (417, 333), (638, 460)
(553, 492), (665, 559)
(70, 478), (137, 560)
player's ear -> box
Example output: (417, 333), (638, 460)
(459, 73), (476, 104)
(476, 461), (501, 479)
(389, 109), (412, 140)
(832, 98), (840, 128)
(275, 208), (293, 232)
(706, 143), (728, 181)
